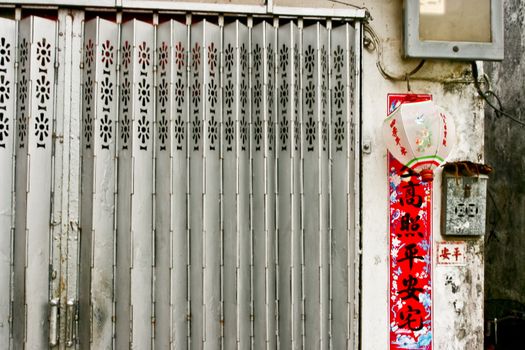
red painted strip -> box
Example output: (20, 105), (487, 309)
(388, 94), (433, 350)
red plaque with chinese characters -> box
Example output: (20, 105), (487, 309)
(388, 94), (433, 349)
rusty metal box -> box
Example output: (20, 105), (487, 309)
(442, 173), (488, 236)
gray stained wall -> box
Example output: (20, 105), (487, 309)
(484, 0), (525, 343)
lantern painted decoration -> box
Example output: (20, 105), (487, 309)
(383, 100), (456, 181)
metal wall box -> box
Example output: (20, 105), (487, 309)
(442, 173), (488, 236)
(404, 0), (504, 61)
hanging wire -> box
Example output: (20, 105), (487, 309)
(471, 61), (525, 127)
(363, 22), (426, 82)
(327, 0), (369, 12)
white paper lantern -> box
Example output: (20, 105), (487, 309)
(383, 100), (456, 181)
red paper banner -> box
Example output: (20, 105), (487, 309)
(388, 94), (433, 349)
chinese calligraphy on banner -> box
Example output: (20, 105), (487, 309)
(388, 94), (433, 349)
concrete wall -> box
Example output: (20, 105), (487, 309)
(484, 0), (525, 331)
(356, 1), (484, 348)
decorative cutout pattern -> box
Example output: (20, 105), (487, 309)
(0, 112), (8, 146)
(0, 35), (10, 148)
(83, 37), (94, 149)
(34, 37), (53, 148)
(17, 37), (28, 148)
(207, 39), (219, 151)
(137, 40), (151, 151)
(332, 44), (345, 152)
(120, 38), (131, 149)
(304, 41), (316, 152)
(267, 39), (275, 151)
(100, 35), (115, 150)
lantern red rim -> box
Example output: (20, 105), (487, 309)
(405, 155), (444, 169)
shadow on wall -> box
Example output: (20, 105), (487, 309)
(484, 299), (525, 350)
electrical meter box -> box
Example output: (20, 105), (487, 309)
(442, 173), (488, 236)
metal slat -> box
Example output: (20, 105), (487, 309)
(276, 20), (293, 349)
(12, 16), (56, 349)
(154, 19), (172, 349)
(154, 18), (189, 350)
(79, 17), (118, 349)
(54, 10), (84, 348)
(236, 21), (251, 350)
(250, 20), (269, 350)
(116, 19), (155, 349)
(264, 20), (277, 350)
(317, 24), (330, 350)
(222, 20), (239, 350)
(302, 22), (322, 349)
(0, 17), (16, 347)
(290, 21), (302, 350)
(351, 22), (361, 350)
(202, 19), (221, 349)
(329, 23), (353, 350)
(79, 18), (96, 349)
(189, 19), (204, 349)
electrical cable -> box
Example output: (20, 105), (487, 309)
(327, 0), (369, 12)
(363, 22), (426, 83)
(471, 61), (525, 127)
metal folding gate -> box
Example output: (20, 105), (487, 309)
(0, 7), (361, 349)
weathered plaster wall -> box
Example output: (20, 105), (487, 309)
(484, 0), (525, 329)
(357, 0), (484, 348)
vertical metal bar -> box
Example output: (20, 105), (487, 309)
(155, 19), (173, 349)
(189, 19), (204, 350)
(351, 21), (360, 350)
(53, 10), (84, 349)
(290, 20), (302, 350)
(13, 15), (57, 349)
(131, 19), (154, 349)
(237, 19), (251, 350)
(222, 19), (239, 350)
(264, 19), (277, 350)
(79, 16), (118, 349)
(116, 19), (133, 350)
(0, 16), (16, 347)
(116, 19), (154, 349)
(13, 15), (30, 348)
(329, 22), (351, 350)
(53, 11), (70, 348)
(247, 16), (255, 350)
(317, 22), (329, 350)
(302, 22), (321, 349)
(276, 19), (293, 350)
(251, 20), (266, 350)
(185, 14), (192, 350)
(170, 18), (190, 350)
(219, 16), (225, 350)
(296, 18), (305, 350)
(203, 18), (221, 349)
(326, 19), (333, 350)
